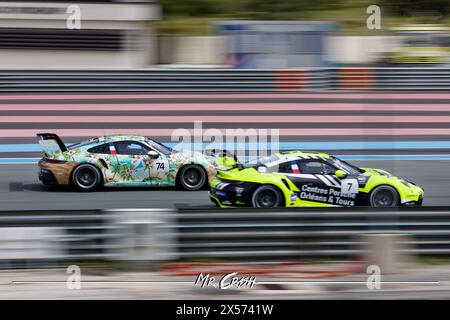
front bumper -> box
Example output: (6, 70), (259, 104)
(209, 193), (234, 208)
(403, 195), (423, 206)
(209, 184), (252, 208)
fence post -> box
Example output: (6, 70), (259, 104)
(360, 233), (415, 274)
(105, 209), (178, 268)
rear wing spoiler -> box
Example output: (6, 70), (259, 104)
(36, 133), (67, 156)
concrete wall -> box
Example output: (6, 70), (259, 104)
(158, 35), (402, 66)
(325, 36), (402, 64)
(0, 1), (160, 69)
(0, 28), (157, 69)
(159, 36), (227, 65)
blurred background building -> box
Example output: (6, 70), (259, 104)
(0, 0), (160, 69)
(0, 0), (449, 68)
(215, 21), (339, 68)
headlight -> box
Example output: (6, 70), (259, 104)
(399, 179), (411, 187)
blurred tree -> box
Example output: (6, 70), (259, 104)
(156, 0), (450, 35)
(159, 0), (222, 16)
(381, 0), (450, 17)
(159, 0), (341, 18)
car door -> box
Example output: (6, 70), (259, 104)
(296, 158), (358, 206)
(276, 158), (339, 205)
(297, 159), (340, 189)
(108, 140), (153, 184)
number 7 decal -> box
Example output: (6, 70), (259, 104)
(341, 178), (359, 194)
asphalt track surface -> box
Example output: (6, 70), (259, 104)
(0, 160), (449, 210)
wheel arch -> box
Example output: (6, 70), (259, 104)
(175, 163), (209, 189)
(69, 162), (105, 187)
(368, 183), (401, 206)
(251, 183), (287, 207)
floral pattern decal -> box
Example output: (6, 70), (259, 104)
(41, 135), (217, 187)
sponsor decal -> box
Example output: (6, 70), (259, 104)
(235, 187), (245, 196)
(109, 144), (117, 155)
(290, 161), (300, 174)
(131, 160), (147, 180)
(299, 184), (357, 206)
(216, 190), (227, 197)
(341, 178), (359, 196)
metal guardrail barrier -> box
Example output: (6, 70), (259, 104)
(1, 67), (450, 92)
(1, 207), (450, 268)
(0, 210), (123, 268)
(174, 207), (450, 259)
(0, 69), (324, 92)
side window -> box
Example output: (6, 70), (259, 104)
(278, 162), (293, 173)
(87, 143), (110, 154)
(298, 160), (335, 175)
(114, 141), (151, 156)
(268, 160), (305, 174)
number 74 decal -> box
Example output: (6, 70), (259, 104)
(152, 159), (169, 173)
(156, 162), (165, 170)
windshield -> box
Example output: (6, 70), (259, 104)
(243, 154), (280, 169)
(145, 138), (173, 155)
(329, 156), (363, 175)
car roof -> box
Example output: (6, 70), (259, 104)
(97, 134), (146, 143)
(68, 134), (146, 149)
(276, 150), (331, 159)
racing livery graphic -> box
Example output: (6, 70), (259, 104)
(209, 150), (424, 208)
(37, 133), (217, 191)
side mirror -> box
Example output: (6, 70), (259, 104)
(215, 156), (237, 168)
(257, 166), (267, 173)
(147, 150), (159, 159)
(335, 169), (347, 178)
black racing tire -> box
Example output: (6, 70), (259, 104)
(251, 185), (282, 208)
(369, 185), (400, 207)
(71, 164), (102, 192)
(177, 164), (207, 191)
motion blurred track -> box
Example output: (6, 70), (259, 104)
(1, 92), (450, 210)
(0, 160), (449, 210)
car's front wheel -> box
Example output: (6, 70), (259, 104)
(178, 164), (207, 191)
(71, 164), (102, 192)
(251, 185), (282, 208)
(369, 185), (400, 207)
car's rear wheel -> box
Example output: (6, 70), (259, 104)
(369, 185), (399, 207)
(178, 164), (207, 191)
(71, 164), (102, 192)
(251, 185), (282, 208)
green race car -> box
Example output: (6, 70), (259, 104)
(209, 150), (424, 208)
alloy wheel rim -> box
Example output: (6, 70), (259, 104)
(183, 168), (203, 188)
(76, 168), (97, 188)
(257, 189), (278, 207)
(374, 189), (394, 207)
